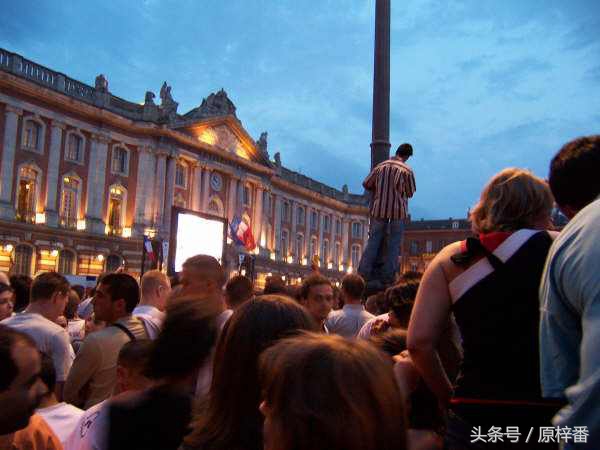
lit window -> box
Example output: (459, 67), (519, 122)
(23, 120), (41, 151)
(60, 176), (80, 229)
(107, 186), (125, 235)
(335, 219), (341, 236)
(13, 245), (33, 276)
(66, 133), (83, 162)
(310, 237), (317, 258)
(175, 163), (187, 188)
(296, 234), (304, 260)
(452, 221), (459, 229)
(16, 166), (39, 223)
(111, 147), (128, 175)
(351, 245), (361, 269)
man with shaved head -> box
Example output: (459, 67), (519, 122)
(133, 270), (171, 339)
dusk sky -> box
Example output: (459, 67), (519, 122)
(2, 1), (598, 219)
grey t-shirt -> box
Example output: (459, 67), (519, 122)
(1, 312), (75, 381)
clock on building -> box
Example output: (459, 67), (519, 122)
(210, 172), (222, 192)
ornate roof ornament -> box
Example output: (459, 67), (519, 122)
(185, 89), (237, 120)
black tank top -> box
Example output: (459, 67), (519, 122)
(449, 229), (553, 401)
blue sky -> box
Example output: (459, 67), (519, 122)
(1, 0), (599, 219)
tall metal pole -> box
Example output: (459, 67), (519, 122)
(370, 0), (391, 169)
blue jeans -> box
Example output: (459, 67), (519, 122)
(358, 218), (404, 282)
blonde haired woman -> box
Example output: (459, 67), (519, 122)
(408, 168), (560, 449)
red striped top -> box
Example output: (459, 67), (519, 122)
(363, 157), (416, 220)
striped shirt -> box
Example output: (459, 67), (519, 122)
(363, 157), (415, 220)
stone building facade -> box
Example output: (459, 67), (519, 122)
(0, 48), (369, 286)
(400, 218), (472, 274)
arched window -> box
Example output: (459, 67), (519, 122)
(311, 211), (318, 230)
(351, 245), (361, 269)
(321, 239), (329, 264)
(175, 162), (187, 188)
(13, 245), (33, 275)
(310, 237), (317, 259)
(280, 229), (289, 258)
(22, 119), (43, 151)
(107, 185), (127, 235)
(323, 215), (331, 233)
(281, 201), (290, 222)
(242, 185), (251, 207)
(351, 222), (362, 239)
(334, 242), (341, 266)
(111, 146), (129, 175)
(106, 254), (123, 273)
(57, 249), (75, 275)
(297, 207), (305, 225)
(207, 195), (224, 217)
(66, 132), (84, 162)
(60, 175), (81, 229)
(16, 165), (40, 223)
(295, 233), (304, 260)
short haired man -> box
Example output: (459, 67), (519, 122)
(0, 325), (61, 449)
(36, 353), (84, 447)
(180, 255), (233, 400)
(65, 339), (153, 450)
(262, 274), (286, 295)
(359, 143), (416, 286)
(64, 273), (149, 408)
(540, 135), (600, 450)
(134, 270), (171, 339)
(326, 274), (374, 337)
(300, 274), (334, 332)
(224, 275), (253, 310)
(1, 272), (73, 400)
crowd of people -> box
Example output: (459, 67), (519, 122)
(0, 135), (598, 450)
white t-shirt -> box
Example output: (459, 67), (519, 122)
(195, 309), (233, 400)
(37, 402), (84, 447)
(64, 399), (108, 450)
(1, 312), (75, 381)
(357, 313), (389, 339)
(132, 305), (165, 340)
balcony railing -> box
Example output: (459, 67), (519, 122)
(59, 216), (78, 230)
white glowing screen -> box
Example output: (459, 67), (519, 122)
(174, 213), (225, 272)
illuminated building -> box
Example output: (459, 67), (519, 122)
(0, 48), (368, 283)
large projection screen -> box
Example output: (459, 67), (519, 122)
(169, 208), (227, 274)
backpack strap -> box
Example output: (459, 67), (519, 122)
(111, 322), (136, 341)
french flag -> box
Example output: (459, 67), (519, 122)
(143, 235), (156, 262)
(229, 216), (256, 251)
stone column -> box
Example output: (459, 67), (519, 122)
(85, 133), (109, 233)
(133, 147), (153, 232)
(290, 200), (297, 260)
(273, 194), (282, 255)
(202, 166), (211, 212)
(44, 121), (65, 226)
(0, 105), (21, 219)
(318, 210), (325, 263)
(305, 205), (313, 258)
(227, 175), (238, 220)
(163, 153), (176, 233)
(153, 151), (168, 228)
(192, 164), (203, 211)
(342, 219), (350, 266)
(253, 186), (263, 249)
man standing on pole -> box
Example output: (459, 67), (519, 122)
(358, 143), (415, 286)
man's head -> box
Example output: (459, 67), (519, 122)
(29, 272), (70, 322)
(225, 275), (254, 310)
(0, 325), (46, 434)
(263, 275), (287, 295)
(300, 274), (334, 324)
(395, 143), (413, 161)
(385, 280), (419, 329)
(341, 274), (365, 304)
(180, 255), (226, 297)
(93, 273), (140, 323)
(549, 135), (600, 218)
(115, 340), (153, 394)
(63, 289), (81, 320)
(140, 270), (171, 311)
(0, 283), (14, 321)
